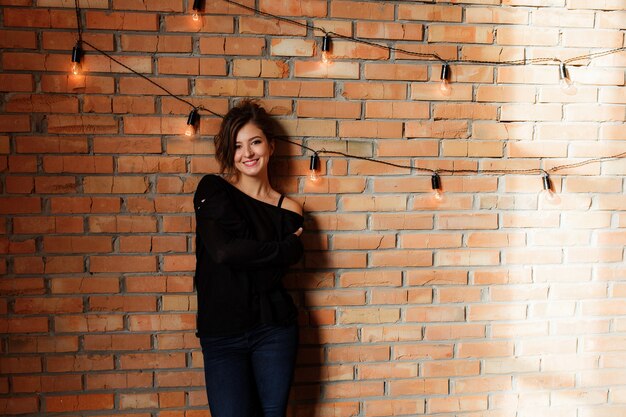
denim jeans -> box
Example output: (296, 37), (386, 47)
(200, 323), (298, 417)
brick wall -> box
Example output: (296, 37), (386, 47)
(1, 0), (625, 416)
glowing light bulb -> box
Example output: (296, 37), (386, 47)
(185, 109), (199, 137)
(431, 173), (445, 203)
(71, 61), (82, 76)
(71, 42), (83, 76)
(439, 63), (451, 96)
(432, 188), (444, 201)
(558, 63), (576, 95)
(309, 154), (321, 182)
(192, 0), (203, 21)
(185, 125), (196, 137)
(321, 34), (332, 64)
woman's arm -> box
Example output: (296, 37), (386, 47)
(194, 176), (303, 267)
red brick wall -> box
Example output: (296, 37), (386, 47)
(1, 0), (625, 416)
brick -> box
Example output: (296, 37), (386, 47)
(497, 27), (559, 46)
(271, 38), (314, 57)
(501, 104), (563, 122)
(598, 11), (626, 29)
(365, 63), (427, 81)
(357, 22), (423, 41)
(0, 114), (30, 132)
(86, 11), (159, 30)
(122, 34), (192, 52)
(239, 17), (306, 36)
(330, 1), (393, 20)
(339, 121), (402, 138)
(429, 395), (488, 413)
(4, 9), (76, 28)
(233, 58), (290, 78)
(268, 81), (334, 97)
(476, 85), (536, 103)
(0, 397), (39, 415)
(563, 29), (624, 48)
(469, 304), (527, 321)
(0, 74), (34, 92)
(405, 120), (469, 138)
(294, 61), (360, 79)
(466, 7), (529, 24)
(434, 103), (498, 120)
(429, 25), (494, 43)
(342, 82), (407, 100)
(366, 102), (429, 119)
(398, 4), (462, 22)
(437, 249), (500, 267)
(260, 0), (326, 17)
(461, 45), (525, 63)
(47, 394), (114, 412)
(297, 101), (361, 119)
(0, 30), (37, 49)
(364, 398), (425, 416)
(395, 43), (458, 61)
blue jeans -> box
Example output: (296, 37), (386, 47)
(200, 323), (298, 417)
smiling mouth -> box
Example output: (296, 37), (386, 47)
(243, 159), (258, 166)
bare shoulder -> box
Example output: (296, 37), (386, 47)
(281, 196), (303, 216)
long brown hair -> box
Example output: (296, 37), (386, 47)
(214, 100), (278, 177)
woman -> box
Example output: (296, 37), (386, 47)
(193, 100), (304, 417)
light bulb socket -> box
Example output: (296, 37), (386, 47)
(440, 63), (450, 81)
(431, 173), (441, 190)
(559, 62), (568, 80)
(542, 174), (552, 191)
(310, 153), (320, 171)
(322, 35), (331, 52)
(187, 109), (199, 126)
(71, 42), (83, 63)
(192, 0), (203, 11)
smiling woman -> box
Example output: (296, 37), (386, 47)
(193, 100), (304, 417)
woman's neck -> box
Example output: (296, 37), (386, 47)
(232, 174), (274, 200)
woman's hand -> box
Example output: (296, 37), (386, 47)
(293, 227), (303, 237)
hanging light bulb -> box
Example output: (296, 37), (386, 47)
(541, 173), (560, 204)
(439, 63), (451, 96)
(309, 153), (321, 182)
(192, 0), (203, 21)
(321, 34), (332, 64)
(71, 41), (83, 76)
(185, 108), (199, 137)
(558, 62), (576, 95)
(431, 173), (445, 202)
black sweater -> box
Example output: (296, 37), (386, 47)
(193, 174), (304, 337)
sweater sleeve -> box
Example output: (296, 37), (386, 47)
(194, 175), (303, 267)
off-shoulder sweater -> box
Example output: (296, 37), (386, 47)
(193, 174), (304, 337)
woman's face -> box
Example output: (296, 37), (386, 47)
(233, 122), (274, 178)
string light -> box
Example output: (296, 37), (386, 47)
(192, 0), (203, 21)
(558, 62), (576, 95)
(309, 153), (321, 182)
(321, 34), (332, 64)
(71, 2), (626, 192)
(185, 109), (199, 137)
(439, 63), (451, 96)
(430, 173), (445, 202)
(71, 41), (83, 75)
